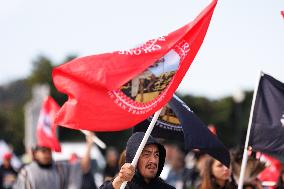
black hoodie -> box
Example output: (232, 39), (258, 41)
(99, 132), (175, 189)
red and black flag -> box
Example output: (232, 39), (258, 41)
(52, 0), (218, 131)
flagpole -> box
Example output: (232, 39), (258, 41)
(80, 130), (106, 149)
(120, 108), (163, 189)
(238, 70), (264, 189)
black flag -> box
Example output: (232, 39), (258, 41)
(249, 73), (284, 156)
(169, 95), (230, 167)
(134, 94), (230, 167)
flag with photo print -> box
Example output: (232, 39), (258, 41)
(52, 0), (218, 131)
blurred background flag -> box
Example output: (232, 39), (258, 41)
(36, 96), (61, 152)
(52, 0), (218, 131)
(281, 11), (284, 18)
(249, 73), (284, 156)
(257, 153), (282, 188)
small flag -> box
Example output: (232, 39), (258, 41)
(36, 96), (61, 152)
(257, 153), (282, 187)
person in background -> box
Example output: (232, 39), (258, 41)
(160, 143), (177, 180)
(80, 137), (98, 189)
(68, 147), (98, 189)
(13, 131), (94, 189)
(199, 156), (237, 189)
(0, 152), (17, 189)
(165, 145), (199, 189)
(103, 147), (119, 181)
(99, 132), (175, 189)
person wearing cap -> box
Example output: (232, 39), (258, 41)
(99, 132), (175, 189)
(13, 132), (94, 189)
(0, 152), (17, 189)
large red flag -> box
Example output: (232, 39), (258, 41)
(36, 96), (61, 152)
(53, 0), (218, 131)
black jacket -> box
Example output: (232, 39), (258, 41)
(99, 132), (175, 189)
(99, 174), (175, 189)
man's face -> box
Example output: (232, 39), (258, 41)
(137, 144), (159, 183)
(2, 158), (11, 167)
(34, 147), (52, 165)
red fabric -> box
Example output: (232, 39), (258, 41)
(208, 124), (217, 135)
(36, 96), (61, 152)
(52, 0), (218, 131)
(281, 11), (284, 18)
(3, 152), (12, 160)
(258, 154), (282, 186)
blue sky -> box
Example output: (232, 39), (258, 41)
(0, 0), (283, 99)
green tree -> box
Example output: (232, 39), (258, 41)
(0, 79), (30, 154)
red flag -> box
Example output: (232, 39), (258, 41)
(257, 154), (282, 187)
(281, 11), (284, 19)
(52, 0), (218, 131)
(36, 96), (61, 152)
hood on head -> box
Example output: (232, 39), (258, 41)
(125, 132), (166, 178)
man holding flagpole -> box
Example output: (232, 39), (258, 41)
(99, 132), (175, 189)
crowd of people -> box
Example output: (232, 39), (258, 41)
(1, 132), (284, 189)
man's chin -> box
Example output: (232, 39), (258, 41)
(145, 171), (157, 178)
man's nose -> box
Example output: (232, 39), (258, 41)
(149, 154), (158, 163)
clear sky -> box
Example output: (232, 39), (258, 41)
(0, 0), (283, 99)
